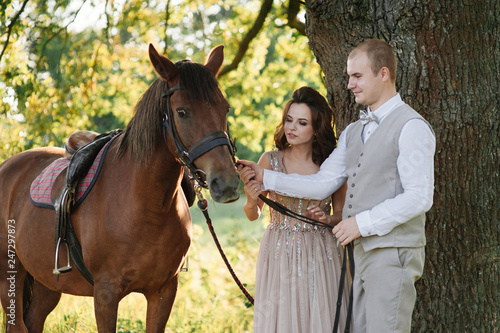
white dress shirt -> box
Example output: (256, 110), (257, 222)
(263, 94), (436, 237)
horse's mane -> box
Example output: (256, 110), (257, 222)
(117, 61), (225, 162)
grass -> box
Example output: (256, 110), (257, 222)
(1, 191), (268, 332)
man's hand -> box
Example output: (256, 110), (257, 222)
(237, 160), (264, 183)
(332, 216), (361, 246)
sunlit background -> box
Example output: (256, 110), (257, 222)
(1, 0), (325, 164)
(0, 0), (323, 331)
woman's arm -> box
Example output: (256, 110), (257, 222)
(330, 181), (347, 225)
(306, 181), (347, 227)
(239, 126), (351, 200)
(241, 152), (269, 221)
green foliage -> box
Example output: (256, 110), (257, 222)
(0, 0), (324, 163)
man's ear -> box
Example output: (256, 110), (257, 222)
(380, 66), (391, 81)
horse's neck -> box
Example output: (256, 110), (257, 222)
(124, 145), (183, 199)
(144, 151), (182, 185)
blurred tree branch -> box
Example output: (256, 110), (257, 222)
(287, 0), (305, 35)
(218, 0), (305, 77)
(218, 0), (273, 77)
(163, 0), (171, 54)
(0, 0), (30, 63)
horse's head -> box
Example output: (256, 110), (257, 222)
(148, 44), (240, 203)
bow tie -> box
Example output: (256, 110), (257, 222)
(359, 110), (378, 125)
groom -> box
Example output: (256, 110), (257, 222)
(238, 39), (435, 332)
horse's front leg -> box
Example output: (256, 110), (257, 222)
(93, 280), (121, 333)
(145, 275), (179, 332)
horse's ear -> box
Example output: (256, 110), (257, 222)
(204, 45), (224, 77)
(149, 44), (178, 81)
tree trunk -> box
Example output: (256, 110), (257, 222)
(305, 0), (499, 331)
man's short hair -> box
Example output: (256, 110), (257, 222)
(349, 39), (397, 82)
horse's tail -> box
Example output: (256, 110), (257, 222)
(23, 273), (35, 320)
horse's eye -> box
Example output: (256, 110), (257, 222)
(177, 108), (188, 118)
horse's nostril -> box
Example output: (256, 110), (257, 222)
(209, 175), (240, 203)
(210, 177), (222, 196)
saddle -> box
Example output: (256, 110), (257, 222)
(53, 129), (122, 285)
(51, 128), (196, 283)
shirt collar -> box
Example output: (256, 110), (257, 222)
(367, 93), (404, 123)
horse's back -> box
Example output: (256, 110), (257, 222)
(0, 147), (64, 175)
(0, 147), (64, 219)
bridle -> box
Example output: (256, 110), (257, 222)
(162, 78), (236, 188)
(160, 70), (252, 305)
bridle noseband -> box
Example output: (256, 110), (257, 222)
(162, 82), (236, 188)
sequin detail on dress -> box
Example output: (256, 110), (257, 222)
(252, 150), (351, 333)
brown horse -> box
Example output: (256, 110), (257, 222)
(0, 44), (240, 332)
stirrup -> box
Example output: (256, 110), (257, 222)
(53, 237), (72, 280)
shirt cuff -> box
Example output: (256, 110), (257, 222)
(356, 210), (375, 237)
(262, 169), (276, 191)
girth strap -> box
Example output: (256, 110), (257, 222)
(53, 130), (122, 285)
(66, 216), (95, 284)
(54, 188), (94, 285)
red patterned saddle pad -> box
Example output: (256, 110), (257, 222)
(30, 140), (111, 209)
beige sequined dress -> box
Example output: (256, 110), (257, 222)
(253, 150), (351, 333)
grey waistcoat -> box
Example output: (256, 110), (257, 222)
(343, 104), (431, 251)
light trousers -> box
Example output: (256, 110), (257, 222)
(352, 241), (425, 333)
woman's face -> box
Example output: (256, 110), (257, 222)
(284, 103), (315, 147)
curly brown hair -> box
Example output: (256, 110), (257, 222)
(274, 86), (336, 165)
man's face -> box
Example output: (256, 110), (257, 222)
(347, 52), (384, 110)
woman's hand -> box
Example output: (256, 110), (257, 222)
(238, 156), (268, 222)
(239, 165), (263, 203)
(306, 204), (341, 227)
(243, 179), (262, 203)
(237, 160), (264, 183)
(240, 167), (264, 221)
(238, 165), (257, 185)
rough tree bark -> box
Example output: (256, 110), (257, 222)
(304, 0), (499, 331)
